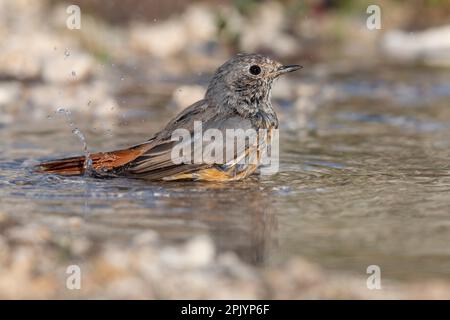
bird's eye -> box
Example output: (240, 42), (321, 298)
(249, 65), (261, 75)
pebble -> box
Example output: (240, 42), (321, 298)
(171, 85), (206, 110)
(42, 51), (94, 83)
(6, 224), (51, 244)
(239, 2), (300, 55)
(382, 25), (450, 67)
(129, 5), (217, 57)
(160, 235), (215, 269)
(132, 230), (159, 246)
(0, 82), (22, 109)
(68, 216), (84, 229)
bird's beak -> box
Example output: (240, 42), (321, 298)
(276, 64), (302, 77)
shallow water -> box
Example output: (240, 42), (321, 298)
(2, 67), (450, 282)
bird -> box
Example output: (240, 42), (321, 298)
(36, 53), (301, 181)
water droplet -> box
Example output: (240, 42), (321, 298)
(86, 158), (93, 170)
(71, 70), (76, 77)
(56, 107), (73, 126)
(87, 100), (92, 106)
(64, 48), (70, 58)
(71, 127), (91, 173)
(120, 76), (125, 81)
(55, 107), (91, 174)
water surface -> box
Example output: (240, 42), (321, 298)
(2, 67), (450, 282)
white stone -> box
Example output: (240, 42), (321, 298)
(182, 5), (217, 43)
(381, 25), (450, 67)
(130, 21), (187, 57)
(42, 51), (94, 83)
(239, 2), (300, 55)
(0, 82), (22, 108)
(171, 85), (206, 110)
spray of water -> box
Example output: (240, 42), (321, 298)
(56, 107), (93, 175)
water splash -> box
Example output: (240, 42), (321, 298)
(72, 128), (92, 172)
(55, 107), (93, 215)
(56, 107), (92, 175)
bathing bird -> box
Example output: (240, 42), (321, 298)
(37, 53), (301, 181)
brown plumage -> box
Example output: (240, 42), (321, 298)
(37, 53), (301, 181)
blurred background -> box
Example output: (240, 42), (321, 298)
(2, 0), (450, 299)
(1, 0), (450, 138)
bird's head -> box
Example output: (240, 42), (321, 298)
(206, 53), (301, 113)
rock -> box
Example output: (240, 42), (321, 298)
(0, 36), (42, 79)
(0, 1), (92, 82)
(132, 231), (159, 246)
(217, 252), (258, 280)
(0, 246), (56, 299)
(0, 25), (75, 80)
(42, 51), (94, 83)
(381, 25), (450, 67)
(0, 82), (22, 109)
(0, 236), (8, 261)
(130, 21), (187, 57)
(6, 224), (51, 245)
(101, 246), (131, 272)
(0, 82), (21, 124)
(70, 238), (91, 256)
(182, 5), (217, 43)
(183, 235), (215, 267)
(67, 216), (84, 229)
(0, 212), (8, 224)
(160, 235), (215, 269)
(239, 2), (300, 56)
(91, 96), (120, 119)
(26, 81), (120, 119)
(129, 5), (217, 57)
(171, 85), (205, 110)
(265, 257), (325, 299)
(217, 6), (244, 37)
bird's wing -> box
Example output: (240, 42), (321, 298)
(124, 99), (255, 180)
(37, 99), (257, 180)
(124, 99), (215, 179)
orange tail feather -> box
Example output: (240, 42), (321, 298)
(36, 145), (149, 176)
